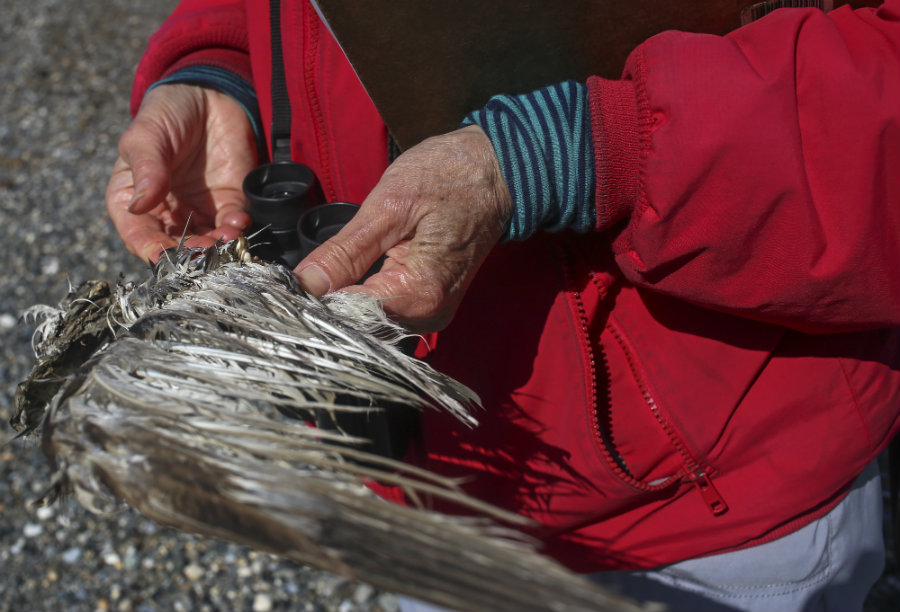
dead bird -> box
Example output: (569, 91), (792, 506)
(10, 238), (653, 612)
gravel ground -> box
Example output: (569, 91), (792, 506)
(0, 1), (397, 611)
(0, 1), (896, 611)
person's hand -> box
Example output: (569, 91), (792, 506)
(295, 125), (513, 333)
(105, 84), (257, 262)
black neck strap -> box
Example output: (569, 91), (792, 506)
(270, 0), (292, 162)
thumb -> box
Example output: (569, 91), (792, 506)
(294, 202), (404, 296)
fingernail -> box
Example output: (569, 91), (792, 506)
(297, 264), (332, 296)
(127, 179), (150, 212)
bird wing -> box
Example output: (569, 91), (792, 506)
(14, 240), (653, 612)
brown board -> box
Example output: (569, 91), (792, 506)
(312, 1), (875, 149)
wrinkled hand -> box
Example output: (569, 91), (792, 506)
(106, 84), (257, 262)
(296, 125), (513, 333)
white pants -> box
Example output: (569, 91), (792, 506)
(591, 459), (885, 612)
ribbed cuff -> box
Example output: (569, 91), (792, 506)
(461, 81), (596, 242)
(587, 76), (645, 231)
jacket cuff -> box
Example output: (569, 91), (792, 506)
(160, 48), (254, 84)
(587, 76), (645, 230)
(131, 20), (250, 117)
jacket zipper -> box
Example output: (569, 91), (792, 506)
(603, 319), (729, 516)
(566, 275), (672, 494)
(301, 4), (335, 201)
(561, 243), (729, 516)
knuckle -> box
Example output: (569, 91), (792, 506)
(408, 276), (447, 319)
(320, 238), (369, 285)
(116, 127), (140, 158)
(368, 183), (415, 220)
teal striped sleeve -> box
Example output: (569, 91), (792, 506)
(462, 81), (596, 242)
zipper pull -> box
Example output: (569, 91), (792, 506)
(691, 471), (729, 516)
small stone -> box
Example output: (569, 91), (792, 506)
(183, 563), (204, 581)
(103, 552), (122, 569)
(61, 547), (82, 564)
(0, 313), (16, 330)
(122, 546), (139, 570)
(376, 593), (401, 612)
(252, 593), (273, 612)
(23, 522), (43, 538)
(35, 505), (54, 521)
(353, 583), (375, 604)
(41, 257), (60, 275)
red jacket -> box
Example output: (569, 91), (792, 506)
(133, 0), (900, 571)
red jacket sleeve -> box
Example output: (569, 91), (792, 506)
(589, 1), (899, 333)
(131, 0), (252, 116)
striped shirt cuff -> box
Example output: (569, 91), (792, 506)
(150, 65), (266, 160)
(462, 81), (596, 242)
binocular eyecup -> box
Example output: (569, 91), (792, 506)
(243, 161), (321, 268)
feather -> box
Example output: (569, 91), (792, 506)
(12, 239), (655, 612)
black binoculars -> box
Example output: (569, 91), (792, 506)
(242, 161), (417, 461)
(243, 160), (385, 274)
